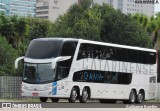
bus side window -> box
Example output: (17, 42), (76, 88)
(120, 48), (128, 62)
(128, 49), (138, 63)
(137, 50), (149, 64)
(56, 41), (78, 80)
(60, 41), (77, 56)
(148, 52), (156, 64)
(104, 46), (116, 60)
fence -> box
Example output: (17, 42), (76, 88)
(0, 76), (22, 98)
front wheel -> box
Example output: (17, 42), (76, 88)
(79, 87), (89, 103)
(40, 97), (48, 102)
(68, 87), (77, 103)
(51, 98), (59, 102)
(123, 90), (136, 104)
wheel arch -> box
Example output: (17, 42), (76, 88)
(131, 88), (137, 94)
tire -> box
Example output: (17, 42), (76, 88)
(79, 87), (89, 103)
(51, 98), (59, 102)
(68, 87), (77, 103)
(136, 91), (144, 104)
(99, 99), (116, 103)
(40, 97), (48, 102)
(123, 90), (136, 104)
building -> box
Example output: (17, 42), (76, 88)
(36, 0), (78, 22)
(94, 0), (160, 17)
(1, 0), (36, 17)
(36, 0), (160, 22)
(0, 0), (5, 13)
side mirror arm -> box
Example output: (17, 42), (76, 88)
(51, 56), (71, 69)
(15, 56), (24, 69)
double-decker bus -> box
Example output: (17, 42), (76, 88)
(15, 38), (157, 103)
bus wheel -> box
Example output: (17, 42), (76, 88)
(51, 98), (59, 102)
(123, 90), (136, 104)
(79, 87), (88, 103)
(136, 91), (144, 103)
(40, 97), (48, 102)
(68, 87), (77, 103)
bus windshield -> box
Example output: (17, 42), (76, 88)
(23, 63), (55, 84)
(25, 39), (63, 59)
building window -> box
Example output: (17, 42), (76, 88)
(36, 11), (49, 15)
(37, 16), (48, 19)
(36, 6), (49, 10)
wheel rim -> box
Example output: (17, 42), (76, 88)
(83, 90), (88, 101)
(138, 93), (143, 102)
(72, 90), (77, 101)
(130, 92), (135, 103)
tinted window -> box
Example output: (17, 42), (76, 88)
(77, 43), (156, 64)
(77, 43), (116, 60)
(26, 39), (63, 59)
(55, 40), (78, 80)
(73, 70), (132, 85)
(120, 48), (128, 62)
(56, 58), (73, 80)
(137, 50), (149, 64)
(128, 49), (137, 63)
(60, 41), (78, 56)
(148, 52), (156, 64)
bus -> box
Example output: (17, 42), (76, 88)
(15, 38), (157, 103)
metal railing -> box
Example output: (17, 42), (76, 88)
(0, 76), (22, 98)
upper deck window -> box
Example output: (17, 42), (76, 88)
(60, 41), (78, 56)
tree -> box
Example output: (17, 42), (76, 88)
(0, 37), (18, 76)
(49, 2), (152, 48)
(12, 16), (29, 49)
(100, 5), (152, 48)
(27, 18), (52, 40)
(48, 0), (102, 41)
(132, 13), (148, 29)
(0, 14), (16, 45)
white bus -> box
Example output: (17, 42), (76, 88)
(15, 38), (157, 103)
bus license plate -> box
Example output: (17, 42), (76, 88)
(32, 93), (39, 96)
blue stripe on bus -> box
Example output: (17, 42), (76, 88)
(52, 82), (57, 95)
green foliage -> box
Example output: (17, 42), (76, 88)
(0, 15), (29, 50)
(0, 37), (18, 76)
(49, 2), (152, 48)
(27, 18), (52, 39)
(48, 0), (102, 41)
(101, 7), (152, 48)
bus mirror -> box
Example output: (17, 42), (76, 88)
(15, 56), (24, 69)
(51, 56), (71, 69)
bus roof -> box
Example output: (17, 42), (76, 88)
(33, 38), (156, 52)
(33, 37), (78, 42)
(79, 39), (156, 52)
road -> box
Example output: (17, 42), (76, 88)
(40, 101), (160, 108)
(1, 100), (158, 108)
(0, 99), (159, 108)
